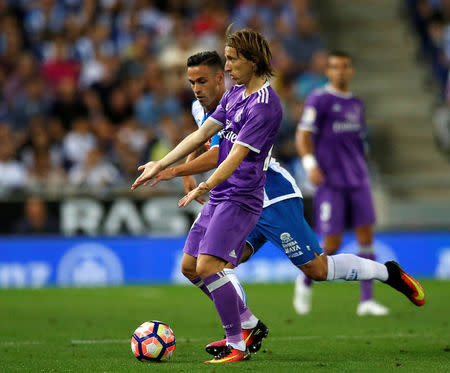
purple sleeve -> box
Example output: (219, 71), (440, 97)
(209, 91), (228, 127)
(297, 93), (323, 133)
(235, 104), (279, 154)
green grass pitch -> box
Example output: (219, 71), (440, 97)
(0, 280), (449, 372)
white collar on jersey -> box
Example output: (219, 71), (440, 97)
(324, 84), (353, 98)
(241, 81), (271, 99)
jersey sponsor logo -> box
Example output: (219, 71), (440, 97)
(225, 119), (233, 129)
(280, 232), (303, 257)
(229, 250), (237, 258)
(345, 112), (359, 122)
(220, 129), (238, 143)
(332, 121), (361, 133)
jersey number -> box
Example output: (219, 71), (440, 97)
(320, 202), (332, 222)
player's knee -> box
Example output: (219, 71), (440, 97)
(181, 263), (197, 280)
(300, 256), (328, 281)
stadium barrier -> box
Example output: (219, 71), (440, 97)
(0, 232), (449, 288)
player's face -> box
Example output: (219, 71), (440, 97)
(224, 46), (254, 85)
(326, 56), (354, 90)
(187, 65), (223, 111)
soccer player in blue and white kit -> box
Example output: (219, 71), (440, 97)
(150, 50), (426, 359)
(133, 29), (283, 364)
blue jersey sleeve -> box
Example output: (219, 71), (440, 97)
(210, 133), (220, 148)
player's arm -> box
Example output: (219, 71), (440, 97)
(178, 144), (249, 207)
(295, 127), (325, 186)
(150, 147), (219, 186)
(131, 119), (222, 190)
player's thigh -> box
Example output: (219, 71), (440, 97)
(348, 184), (376, 230)
(314, 185), (345, 236)
(259, 198), (323, 267)
(183, 203), (215, 260)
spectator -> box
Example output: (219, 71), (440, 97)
(293, 50), (328, 100)
(41, 34), (80, 91)
(26, 149), (66, 190)
(0, 139), (26, 191)
(62, 116), (96, 167)
(51, 76), (88, 132)
(15, 197), (59, 235)
(69, 147), (121, 187)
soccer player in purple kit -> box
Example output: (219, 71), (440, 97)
(145, 48), (426, 361)
(132, 28), (282, 363)
(295, 50), (390, 315)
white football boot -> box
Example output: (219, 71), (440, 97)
(357, 300), (389, 316)
(293, 275), (312, 315)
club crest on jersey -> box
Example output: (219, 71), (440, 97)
(234, 108), (244, 122)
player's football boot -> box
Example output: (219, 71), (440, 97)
(357, 300), (389, 316)
(204, 345), (250, 364)
(384, 261), (425, 306)
(205, 320), (269, 355)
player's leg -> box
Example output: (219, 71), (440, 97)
(302, 253), (425, 307)
(350, 185), (388, 315)
(205, 230), (269, 356)
(296, 186), (345, 312)
(354, 225), (388, 315)
(181, 205), (213, 299)
(181, 253), (214, 300)
(197, 201), (259, 363)
(259, 198), (424, 313)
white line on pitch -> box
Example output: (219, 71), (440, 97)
(0, 334), (438, 347)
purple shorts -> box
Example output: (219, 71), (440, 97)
(183, 201), (260, 266)
(313, 183), (376, 235)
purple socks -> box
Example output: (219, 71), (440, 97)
(202, 271), (243, 347)
(359, 252), (375, 302)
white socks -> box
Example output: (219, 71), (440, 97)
(326, 254), (388, 282)
(223, 268), (258, 329)
(223, 268), (247, 305)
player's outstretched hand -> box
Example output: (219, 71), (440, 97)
(131, 161), (164, 190)
(182, 175), (206, 205)
(309, 166), (325, 186)
(178, 182), (211, 207)
(149, 168), (176, 187)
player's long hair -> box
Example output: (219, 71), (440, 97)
(225, 26), (274, 79)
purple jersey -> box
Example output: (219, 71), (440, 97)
(208, 82), (282, 214)
(298, 85), (369, 188)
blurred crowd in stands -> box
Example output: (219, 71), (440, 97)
(406, 0), (450, 157)
(0, 0), (329, 196)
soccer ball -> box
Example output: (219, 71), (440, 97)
(131, 320), (176, 362)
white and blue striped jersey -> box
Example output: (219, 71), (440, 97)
(192, 100), (220, 149)
(191, 99), (303, 208)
